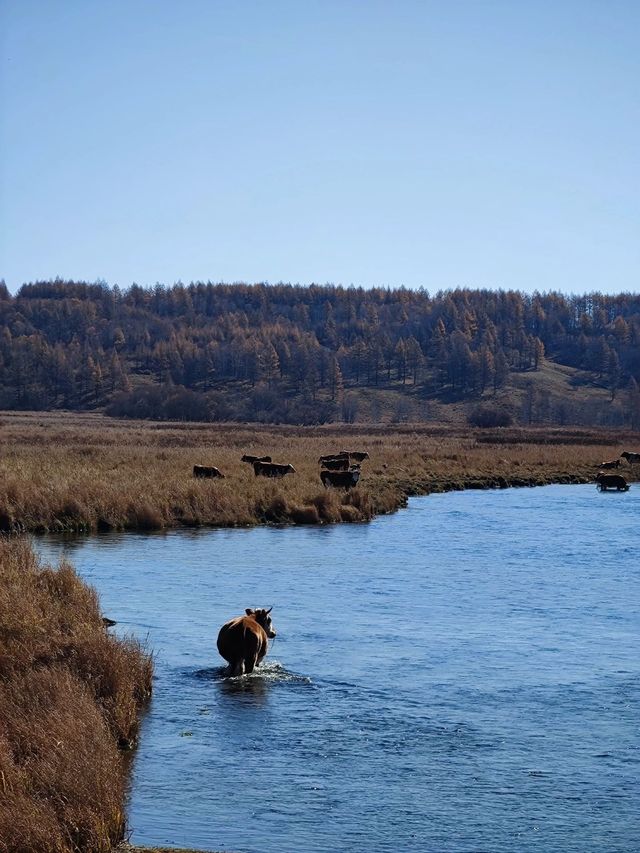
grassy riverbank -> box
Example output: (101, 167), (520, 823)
(0, 411), (636, 534)
(117, 847), (226, 853)
(0, 539), (153, 853)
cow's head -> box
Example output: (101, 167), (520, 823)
(246, 607), (277, 638)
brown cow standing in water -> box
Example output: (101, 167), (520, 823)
(217, 608), (277, 676)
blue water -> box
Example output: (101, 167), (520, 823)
(36, 485), (640, 853)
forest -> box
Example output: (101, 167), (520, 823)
(0, 279), (639, 428)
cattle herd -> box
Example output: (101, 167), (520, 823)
(192, 449), (370, 488)
(595, 450), (639, 491)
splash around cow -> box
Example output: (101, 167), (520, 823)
(216, 607), (277, 677)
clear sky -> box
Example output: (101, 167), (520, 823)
(1, 0), (638, 294)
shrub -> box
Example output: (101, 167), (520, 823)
(0, 539), (152, 852)
(467, 404), (514, 428)
(290, 504), (321, 524)
(309, 491), (342, 523)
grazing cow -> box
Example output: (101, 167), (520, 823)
(321, 469), (360, 488)
(599, 459), (620, 469)
(596, 473), (629, 492)
(193, 464), (225, 479)
(241, 454), (272, 464)
(340, 450), (370, 462)
(253, 460), (296, 478)
(217, 607), (277, 676)
(620, 451), (640, 464)
(318, 452), (349, 464)
(321, 457), (350, 471)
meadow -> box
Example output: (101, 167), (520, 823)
(0, 411), (635, 534)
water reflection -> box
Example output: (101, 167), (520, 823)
(218, 675), (270, 703)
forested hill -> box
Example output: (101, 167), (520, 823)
(1, 279), (639, 429)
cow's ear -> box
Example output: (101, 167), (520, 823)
(245, 608), (254, 616)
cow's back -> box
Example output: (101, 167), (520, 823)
(217, 615), (267, 666)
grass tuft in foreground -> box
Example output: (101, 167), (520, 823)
(0, 538), (153, 853)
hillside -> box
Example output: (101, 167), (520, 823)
(0, 280), (639, 429)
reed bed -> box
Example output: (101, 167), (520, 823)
(0, 538), (153, 853)
(0, 411), (635, 533)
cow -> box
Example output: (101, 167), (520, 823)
(340, 450), (370, 462)
(318, 452), (349, 464)
(321, 469), (360, 488)
(599, 459), (621, 469)
(217, 607), (277, 676)
(595, 473), (630, 492)
(253, 460), (296, 478)
(620, 451), (640, 464)
(193, 464), (225, 479)
(320, 457), (350, 471)
(241, 454), (272, 464)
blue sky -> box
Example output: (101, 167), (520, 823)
(1, 0), (638, 294)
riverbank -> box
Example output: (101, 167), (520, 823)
(118, 847), (225, 853)
(0, 539), (153, 853)
(0, 411), (635, 533)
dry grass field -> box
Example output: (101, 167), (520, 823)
(0, 538), (153, 853)
(0, 411), (637, 533)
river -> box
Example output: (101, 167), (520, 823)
(35, 484), (640, 853)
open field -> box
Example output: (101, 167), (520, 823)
(0, 538), (152, 853)
(0, 411), (637, 533)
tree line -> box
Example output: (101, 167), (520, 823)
(0, 279), (639, 427)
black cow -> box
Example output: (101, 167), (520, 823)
(193, 465), (225, 479)
(620, 451), (640, 464)
(318, 452), (349, 464)
(253, 461), (296, 478)
(321, 469), (360, 488)
(340, 450), (370, 462)
(321, 457), (350, 471)
(241, 454), (272, 464)
(599, 459), (620, 469)
(596, 473), (629, 492)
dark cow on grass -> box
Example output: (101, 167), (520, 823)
(253, 460), (296, 478)
(341, 450), (370, 462)
(599, 459), (620, 469)
(321, 457), (350, 471)
(217, 607), (277, 676)
(620, 451), (640, 464)
(241, 454), (272, 464)
(596, 473), (630, 492)
(318, 452), (349, 464)
(321, 469), (360, 489)
(193, 464), (225, 479)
